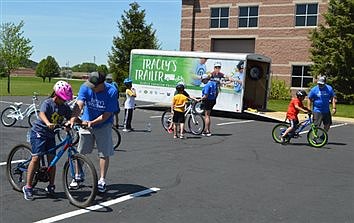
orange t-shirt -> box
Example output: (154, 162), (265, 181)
(286, 97), (303, 120)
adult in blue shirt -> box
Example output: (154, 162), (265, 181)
(105, 73), (120, 128)
(200, 74), (218, 136)
(70, 71), (118, 193)
(307, 76), (337, 132)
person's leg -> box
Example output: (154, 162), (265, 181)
(322, 112), (332, 132)
(99, 157), (109, 179)
(204, 110), (211, 133)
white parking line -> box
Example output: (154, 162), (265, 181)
(150, 115), (162, 118)
(217, 120), (254, 126)
(34, 187), (161, 223)
(297, 123), (348, 135)
(0, 160), (25, 166)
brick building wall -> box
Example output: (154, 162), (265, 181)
(180, 0), (328, 90)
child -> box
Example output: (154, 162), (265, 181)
(281, 90), (311, 143)
(23, 81), (73, 200)
(171, 83), (189, 139)
(123, 78), (136, 132)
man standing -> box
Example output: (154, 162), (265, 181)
(307, 76), (337, 132)
(200, 74), (218, 136)
(70, 71), (118, 193)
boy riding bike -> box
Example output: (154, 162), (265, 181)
(280, 90), (311, 143)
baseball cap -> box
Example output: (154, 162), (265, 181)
(84, 71), (106, 88)
(317, 76), (326, 85)
(214, 62), (222, 67)
(201, 74), (210, 80)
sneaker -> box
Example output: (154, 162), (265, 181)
(206, 132), (211, 137)
(69, 179), (79, 189)
(22, 186), (34, 201)
(98, 180), (106, 193)
(179, 134), (184, 139)
(122, 128), (131, 132)
(173, 135), (178, 139)
(202, 132), (207, 136)
(45, 185), (56, 194)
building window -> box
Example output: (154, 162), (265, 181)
(210, 7), (229, 28)
(238, 6), (259, 28)
(291, 65), (313, 88)
(295, 3), (318, 27)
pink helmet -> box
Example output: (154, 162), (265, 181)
(53, 81), (73, 101)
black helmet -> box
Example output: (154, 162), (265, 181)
(296, 90), (307, 97)
(176, 82), (185, 91)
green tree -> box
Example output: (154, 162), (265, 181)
(108, 2), (160, 87)
(44, 56), (60, 82)
(97, 64), (108, 74)
(0, 21), (33, 93)
(71, 62), (97, 72)
(309, 0), (354, 103)
(35, 56), (60, 82)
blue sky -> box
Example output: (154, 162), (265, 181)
(0, 0), (181, 67)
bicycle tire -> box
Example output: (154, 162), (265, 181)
(193, 101), (205, 114)
(187, 113), (205, 135)
(6, 144), (32, 192)
(55, 128), (80, 145)
(271, 123), (290, 143)
(307, 127), (328, 148)
(161, 109), (172, 131)
(1, 107), (17, 127)
(62, 153), (98, 208)
(28, 110), (39, 127)
(112, 126), (121, 150)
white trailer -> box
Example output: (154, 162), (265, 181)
(129, 49), (271, 113)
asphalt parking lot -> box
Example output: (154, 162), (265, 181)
(1, 96), (353, 223)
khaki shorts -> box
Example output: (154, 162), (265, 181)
(77, 123), (114, 158)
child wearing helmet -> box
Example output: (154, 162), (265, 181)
(280, 90), (311, 143)
(123, 78), (136, 132)
(171, 82), (189, 139)
(23, 81), (73, 201)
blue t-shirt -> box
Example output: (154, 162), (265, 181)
(308, 84), (335, 113)
(32, 98), (72, 138)
(77, 82), (118, 128)
(106, 81), (120, 113)
(202, 81), (218, 100)
(193, 63), (206, 86)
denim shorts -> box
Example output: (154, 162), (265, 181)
(77, 123), (114, 158)
(30, 130), (56, 156)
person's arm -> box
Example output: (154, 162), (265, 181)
(295, 104), (310, 114)
(307, 97), (312, 111)
(127, 88), (136, 97)
(70, 100), (84, 126)
(83, 111), (113, 128)
(39, 112), (55, 129)
(331, 96), (337, 115)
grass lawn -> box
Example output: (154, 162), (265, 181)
(1, 77), (353, 119)
(0, 76), (84, 96)
(268, 99), (354, 119)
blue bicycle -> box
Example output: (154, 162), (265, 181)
(271, 113), (328, 148)
(6, 125), (98, 208)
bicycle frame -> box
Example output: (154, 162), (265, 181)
(9, 94), (39, 120)
(289, 114), (319, 138)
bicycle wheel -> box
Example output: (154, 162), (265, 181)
(55, 128), (80, 145)
(271, 123), (290, 143)
(187, 113), (205, 135)
(1, 107), (17, 127)
(307, 127), (328, 148)
(6, 144), (32, 192)
(161, 109), (172, 131)
(28, 110), (39, 127)
(112, 126), (121, 150)
(63, 153), (97, 208)
(193, 101), (205, 114)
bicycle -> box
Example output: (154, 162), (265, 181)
(161, 98), (205, 135)
(271, 113), (328, 148)
(1, 92), (40, 127)
(6, 124), (98, 208)
(55, 124), (121, 150)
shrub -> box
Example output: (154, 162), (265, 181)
(269, 79), (291, 100)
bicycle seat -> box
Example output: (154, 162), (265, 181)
(14, 102), (23, 107)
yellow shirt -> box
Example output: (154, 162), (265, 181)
(172, 94), (188, 113)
